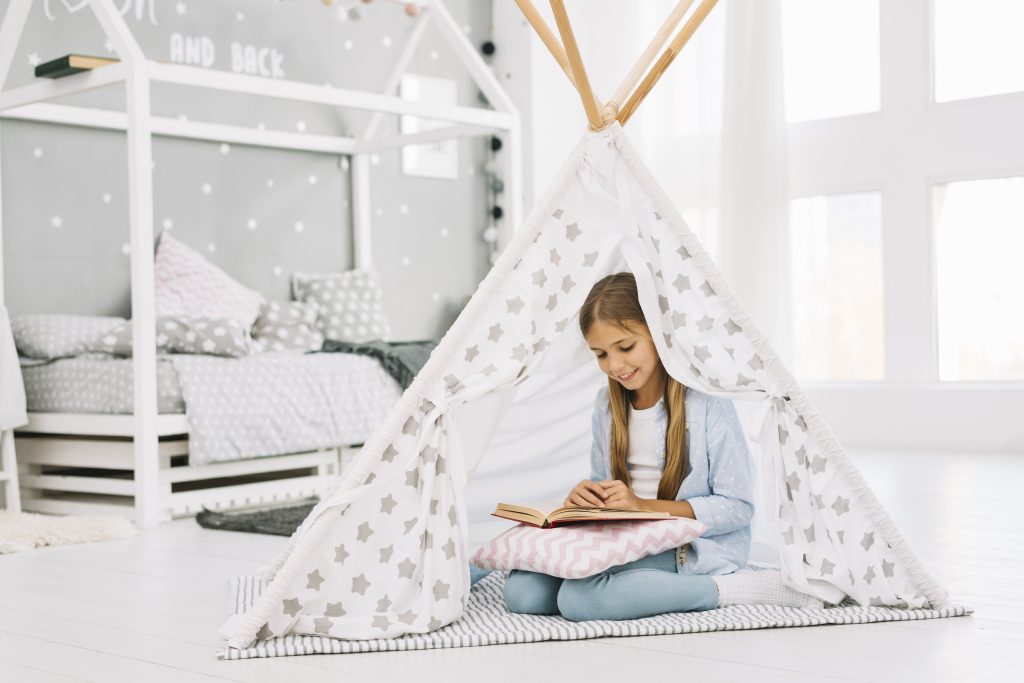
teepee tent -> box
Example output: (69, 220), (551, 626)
(221, 0), (951, 651)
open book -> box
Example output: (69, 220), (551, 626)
(492, 501), (671, 528)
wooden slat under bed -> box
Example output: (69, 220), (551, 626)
(14, 412), (352, 522)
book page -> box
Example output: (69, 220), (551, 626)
(496, 500), (574, 518)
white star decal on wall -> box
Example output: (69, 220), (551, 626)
(162, 218), (173, 230)
(27, 53), (40, 67)
(219, 143), (230, 155)
(101, 193), (111, 204)
(33, 147), (43, 158)
(307, 174), (317, 185)
(293, 221), (304, 233)
(201, 182), (212, 195)
(50, 215), (62, 228)
(296, 120), (307, 133)
(175, 2), (187, 16)
(247, 218), (257, 230)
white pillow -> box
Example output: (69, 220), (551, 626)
(154, 233), (265, 329)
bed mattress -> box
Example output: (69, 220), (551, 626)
(22, 354), (186, 414)
(21, 352), (406, 463)
(20, 352), (403, 417)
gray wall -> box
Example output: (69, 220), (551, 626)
(0, 0), (495, 340)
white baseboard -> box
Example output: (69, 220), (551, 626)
(803, 383), (1024, 453)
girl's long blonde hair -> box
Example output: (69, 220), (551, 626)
(579, 273), (687, 501)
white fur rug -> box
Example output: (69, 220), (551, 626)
(0, 510), (137, 553)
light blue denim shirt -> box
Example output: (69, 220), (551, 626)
(589, 385), (754, 575)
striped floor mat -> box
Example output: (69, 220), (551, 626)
(221, 572), (970, 659)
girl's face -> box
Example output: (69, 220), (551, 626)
(585, 319), (663, 392)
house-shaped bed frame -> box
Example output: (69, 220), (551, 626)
(0, 0), (522, 527)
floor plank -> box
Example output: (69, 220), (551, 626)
(2, 449), (1022, 682)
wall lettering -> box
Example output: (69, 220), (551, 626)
(169, 33), (215, 68)
(230, 43), (286, 79)
(44, 0), (158, 25)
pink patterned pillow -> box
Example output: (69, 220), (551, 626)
(154, 234), (265, 329)
(471, 519), (707, 579)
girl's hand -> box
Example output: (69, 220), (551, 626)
(564, 480), (607, 508)
(599, 480), (647, 511)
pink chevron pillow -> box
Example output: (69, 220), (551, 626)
(154, 233), (265, 329)
(471, 519), (708, 579)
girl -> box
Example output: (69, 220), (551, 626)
(502, 272), (821, 620)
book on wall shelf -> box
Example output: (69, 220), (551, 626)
(35, 54), (119, 79)
(491, 501), (671, 529)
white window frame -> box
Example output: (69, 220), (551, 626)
(792, 0), (1024, 453)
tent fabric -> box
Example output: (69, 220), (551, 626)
(221, 122), (949, 651)
(221, 573), (968, 659)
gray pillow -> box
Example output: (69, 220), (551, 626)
(291, 269), (392, 343)
(89, 316), (252, 357)
(251, 301), (325, 353)
(12, 314), (126, 360)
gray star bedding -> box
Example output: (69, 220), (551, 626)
(21, 351), (406, 465)
(22, 354), (186, 414)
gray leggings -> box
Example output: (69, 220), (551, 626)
(502, 548), (719, 621)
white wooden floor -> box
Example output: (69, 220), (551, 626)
(1, 450), (1022, 682)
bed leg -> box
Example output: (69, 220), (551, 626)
(0, 430), (21, 512)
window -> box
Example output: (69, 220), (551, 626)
(781, 0), (881, 122)
(934, 176), (1024, 381)
(790, 192), (884, 381)
(680, 208), (719, 261)
(933, 0), (1024, 103)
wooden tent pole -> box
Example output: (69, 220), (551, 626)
(608, 0), (695, 114)
(617, 0), (719, 127)
(549, 0), (604, 130)
(513, 0), (578, 90)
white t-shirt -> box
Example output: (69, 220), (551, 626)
(627, 397), (664, 500)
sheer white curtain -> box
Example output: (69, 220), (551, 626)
(625, 0), (792, 361)
(512, 0), (792, 357)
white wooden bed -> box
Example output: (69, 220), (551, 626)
(0, 0), (522, 526)
(14, 412), (352, 521)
